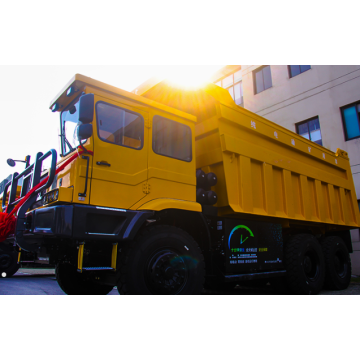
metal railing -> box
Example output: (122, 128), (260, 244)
(2, 149), (57, 214)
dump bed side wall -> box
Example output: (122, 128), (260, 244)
(196, 104), (360, 230)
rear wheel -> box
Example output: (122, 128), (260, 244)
(285, 234), (325, 295)
(321, 236), (351, 290)
(117, 225), (205, 295)
(56, 262), (114, 295)
(0, 250), (20, 278)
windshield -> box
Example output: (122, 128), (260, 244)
(60, 98), (80, 155)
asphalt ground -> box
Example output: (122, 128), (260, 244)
(0, 268), (360, 295)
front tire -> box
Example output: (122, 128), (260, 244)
(117, 225), (205, 295)
(56, 263), (114, 295)
(285, 234), (325, 295)
(321, 236), (351, 290)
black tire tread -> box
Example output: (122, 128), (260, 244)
(321, 236), (351, 290)
(56, 263), (114, 295)
(117, 225), (205, 295)
(285, 233), (325, 295)
(0, 250), (20, 278)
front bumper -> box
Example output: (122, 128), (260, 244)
(21, 204), (153, 248)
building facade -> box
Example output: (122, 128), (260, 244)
(211, 65), (360, 274)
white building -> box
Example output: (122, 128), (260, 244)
(211, 65), (360, 274)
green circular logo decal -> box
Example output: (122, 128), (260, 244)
(228, 225), (254, 249)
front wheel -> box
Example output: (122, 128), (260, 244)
(56, 263), (114, 295)
(117, 225), (205, 295)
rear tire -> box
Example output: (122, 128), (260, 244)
(0, 250), (20, 278)
(321, 236), (351, 290)
(56, 263), (114, 295)
(285, 234), (325, 295)
(117, 225), (205, 295)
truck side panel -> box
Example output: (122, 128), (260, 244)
(196, 104), (360, 229)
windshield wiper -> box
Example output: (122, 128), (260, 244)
(64, 137), (74, 152)
(59, 134), (75, 153)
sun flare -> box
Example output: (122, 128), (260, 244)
(156, 65), (224, 90)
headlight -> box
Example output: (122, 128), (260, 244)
(66, 87), (75, 97)
(51, 103), (59, 112)
(43, 189), (59, 204)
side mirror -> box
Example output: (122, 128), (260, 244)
(77, 123), (93, 141)
(79, 94), (94, 124)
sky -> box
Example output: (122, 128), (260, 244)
(0, 65), (224, 181)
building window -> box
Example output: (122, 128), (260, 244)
(341, 101), (360, 141)
(288, 65), (311, 78)
(214, 69), (243, 105)
(254, 66), (272, 94)
(296, 117), (323, 146)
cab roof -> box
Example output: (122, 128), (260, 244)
(49, 74), (198, 122)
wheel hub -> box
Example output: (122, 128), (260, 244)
(146, 250), (188, 294)
(164, 266), (175, 279)
(303, 251), (320, 281)
(303, 256), (312, 274)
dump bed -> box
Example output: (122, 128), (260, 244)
(141, 82), (360, 231)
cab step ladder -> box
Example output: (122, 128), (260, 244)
(77, 243), (118, 273)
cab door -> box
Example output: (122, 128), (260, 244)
(90, 96), (149, 209)
(144, 114), (196, 204)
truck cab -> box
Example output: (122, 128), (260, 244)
(52, 74), (199, 212)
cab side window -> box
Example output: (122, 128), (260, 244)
(152, 115), (192, 162)
(96, 102), (144, 150)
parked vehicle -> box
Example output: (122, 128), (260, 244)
(0, 183), (40, 277)
(1, 74), (359, 294)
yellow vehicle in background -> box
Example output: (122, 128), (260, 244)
(1, 74), (359, 294)
(0, 156), (33, 278)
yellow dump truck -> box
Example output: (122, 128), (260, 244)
(2, 74), (359, 294)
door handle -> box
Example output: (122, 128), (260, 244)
(96, 161), (111, 167)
